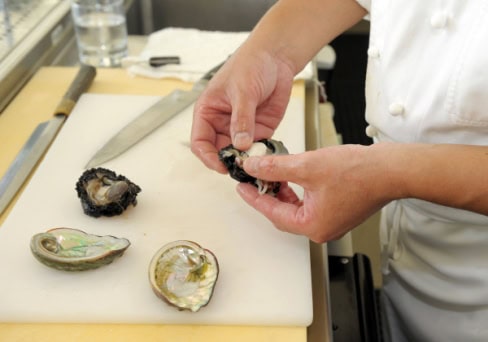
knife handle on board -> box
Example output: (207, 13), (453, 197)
(54, 65), (97, 117)
(0, 64), (96, 219)
(200, 60), (227, 82)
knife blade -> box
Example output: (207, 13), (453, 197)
(85, 60), (225, 169)
(0, 65), (96, 217)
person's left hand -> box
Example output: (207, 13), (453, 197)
(191, 50), (295, 174)
(236, 144), (395, 243)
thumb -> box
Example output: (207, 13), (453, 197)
(243, 154), (308, 185)
(230, 94), (257, 151)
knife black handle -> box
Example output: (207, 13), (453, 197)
(200, 60), (226, 82)
(55, 65), (97, 117)
(149, 56), (181, 67)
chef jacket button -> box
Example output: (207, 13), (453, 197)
(392, 243), (403, 260)
(388, 102), (405, 116)
(367, 46), (380, 59)
(365, 125), (378, 138)
(430, 12), (449, 29)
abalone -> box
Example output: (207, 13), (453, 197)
(149, 240), (219, 312)
(30, 228), (130, 271)
(218, 139), (289, 194)
(75, 167), (141, 217)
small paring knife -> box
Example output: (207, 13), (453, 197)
(85, 60), (225, 169)
(0, 65), (96, 217)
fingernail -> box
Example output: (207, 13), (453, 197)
(243, 156), (259, 174)
(233, 132), (252, 149)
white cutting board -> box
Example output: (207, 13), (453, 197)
(0, 94), (312, 326)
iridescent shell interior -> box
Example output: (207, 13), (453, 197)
(30, 227), (130, 271)
(148, 240), (219, 312)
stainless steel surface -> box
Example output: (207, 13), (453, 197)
(0, 0), (72, 113)
(139, 0), (154, 35)
(308, 242), (332, 342)
(304, 61), (333, 342)
(0, 0), (136, 113)
(86, 61), (223, 168)
(0, 0), (64, 61)
(147, 0), (276, 32)
(0, 65), (95, 216)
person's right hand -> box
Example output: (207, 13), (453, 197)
(236, 144), (393, 243)
(191, 49), (296, 173)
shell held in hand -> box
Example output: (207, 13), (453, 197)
(30, 228), (130, 271)
(218, 139), (289, 195)
(149, 240), (219, 312)
(75, 167), (141, 217)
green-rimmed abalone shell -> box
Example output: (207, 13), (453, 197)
(30, 227), (130, 271)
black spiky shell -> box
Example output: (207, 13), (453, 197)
(218, 139), (287, 195)
(75, 167), (141, 218)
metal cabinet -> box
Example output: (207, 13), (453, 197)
(138, 0), (276, 34)
(0, 0), (139, 113)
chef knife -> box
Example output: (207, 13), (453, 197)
(85, 60), (225, 169)
(0, 65), (96, 217)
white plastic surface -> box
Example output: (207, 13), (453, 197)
(0, 94), (313, 326)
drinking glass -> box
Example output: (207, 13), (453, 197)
(71, 0), (128, 67)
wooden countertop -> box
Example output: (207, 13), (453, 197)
(0, 67), (308, 341)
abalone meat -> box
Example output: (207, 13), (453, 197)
(149, 240), (219, 312)
(218, 139), (289, 194)
(75, 167), (141, 217)
(30, 227), (130, 271)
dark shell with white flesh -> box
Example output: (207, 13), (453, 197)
(30, 228), (130, 271)
(218, 139), (289, 195)
(75, 167), (141, 217)
(149, 240), (219, 312)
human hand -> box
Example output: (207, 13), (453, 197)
(236, 144), (395, 243)
(191, 50), (295, 173)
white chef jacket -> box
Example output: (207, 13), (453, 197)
(353, 1), (488, 341)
